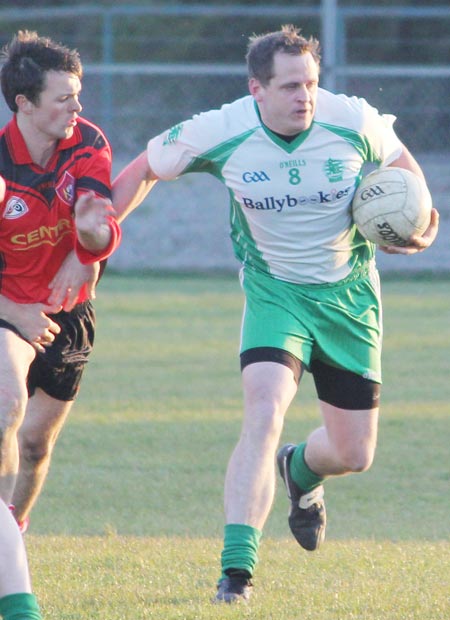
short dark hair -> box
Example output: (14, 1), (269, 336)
(0, 30), (82, 112)
(246, 24), (321, 85)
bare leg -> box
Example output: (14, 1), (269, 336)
(304, 400), (379, 477)
(224, 362), (298, 529)
(0, 499), (31, 597)
(11, 389), (73, 523)
(0, 331), (35, 503)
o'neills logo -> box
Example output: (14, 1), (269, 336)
(11, 218), (73, 250)
(3, 196), (29, 219)
(55, 171), (75, 206)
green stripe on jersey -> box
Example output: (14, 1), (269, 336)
(315, 121), (382, 163)
(184, 128), (258, 178)
(229, 194), (270, 274)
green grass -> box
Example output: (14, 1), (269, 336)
(24, 273), (450, 619)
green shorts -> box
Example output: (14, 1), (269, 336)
(239, 265), (382, 383)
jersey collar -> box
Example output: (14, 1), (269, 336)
(6, 115), (82, 165)
(253, 100), (314, 153)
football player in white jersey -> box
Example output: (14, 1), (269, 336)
(113, 25), (438, 603)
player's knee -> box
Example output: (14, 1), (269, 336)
(19, 437), (52, 466)
(253, 409), (285, 446)
(0, 386), (27, 431)
(338, 445), (375, 473)
(243, 401), (286, 452)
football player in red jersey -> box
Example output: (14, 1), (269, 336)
(0, 31), (121, 531)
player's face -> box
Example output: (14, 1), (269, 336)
(250, 51), (319, 136)
(29, 70), (82, 141)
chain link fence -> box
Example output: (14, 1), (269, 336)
(73, 71), (450, 157)
(0, 3), (449, 273)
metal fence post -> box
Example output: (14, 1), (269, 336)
(101, 12), (114, 137)
(321, 0), (338, 92)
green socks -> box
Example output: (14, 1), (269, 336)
(290, 442), (324, 492)
(0, 593), (42, 620)
(218, 443), (322, 582)
(220, 523), (262, 580)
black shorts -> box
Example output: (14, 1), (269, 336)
(240, 347), (380, 410)
(26, 301), (96, 401)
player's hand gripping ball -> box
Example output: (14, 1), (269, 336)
(351, 167), (432, 247)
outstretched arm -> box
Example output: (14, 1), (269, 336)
(74, 192), (121, 264)
(112, 151), (159, 223)
(74, 191), (116, 253)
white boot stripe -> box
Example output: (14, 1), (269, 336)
(298, 485), (324, 509)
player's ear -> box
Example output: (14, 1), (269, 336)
(15, 94), (34, 113)
(249, 78), (264, 101)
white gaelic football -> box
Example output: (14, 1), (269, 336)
(352, 167), (432, 246)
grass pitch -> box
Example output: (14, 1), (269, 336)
(25, 272), (449, 619)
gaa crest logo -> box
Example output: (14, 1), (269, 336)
(324, 158), (344, 183)
(163, 123), (183, 145)
(3, 196), (29, 219)
(56, 171), (75, 206)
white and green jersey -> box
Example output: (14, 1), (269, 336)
(147, 89), (403, 284)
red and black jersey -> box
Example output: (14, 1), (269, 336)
(0, 115), (120, 304)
